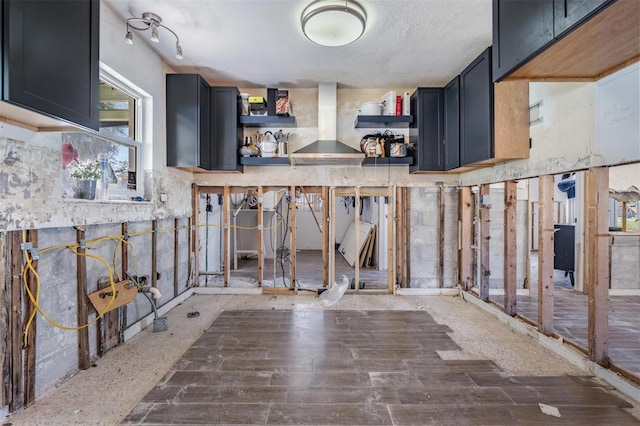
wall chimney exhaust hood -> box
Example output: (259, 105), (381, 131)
(289, 82), (364, 166)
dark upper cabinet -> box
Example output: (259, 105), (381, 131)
(553, 0), (611, 37)
(460, 47), (494, 166)
(2, 0), (100, 130)
(409, 88), (444, 172)
(493, 0), (554, 81)
(210, 86), (242, 172)
(166, 74), (211, 169)
(443, 76), (460, 170)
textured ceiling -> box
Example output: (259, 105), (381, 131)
(104, 0), (492, 89)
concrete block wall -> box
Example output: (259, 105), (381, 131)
(408, 187), (458, 288)
(611, 235), (640, 289)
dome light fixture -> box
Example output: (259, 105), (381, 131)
(301, 0), (367, 47)
(125, 12), (183, 60)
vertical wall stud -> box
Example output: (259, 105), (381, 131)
(354, 187), (361, 293)
(459, 187), (473, 290)
(388, 186), (396, 293)
(322, 186), (329, 287)
(439, 184), (446, 288)
(538, 175), (555, 335)
(23, 230), (37, 406)
(257, 186), (264, 287)
(121, 222), (128, 329)
(504, 180), (518, 316)
(75, 228), (90, 371)
(191, 184), (200, 287)
(585, 167), (610, 366)
(173, 218), (179, 297)
(9, 232), (23, 413)
(223, 186), (230, 287)
(1, 233), (8, 406)
(479, 184), (491, 302)
(151, 220), (157, 289)
(290, 186), (297, 289)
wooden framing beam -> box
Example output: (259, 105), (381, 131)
(538, 175), (555, 336)
(405, 187), (411, 286)
(173, 218), (179, 297)
(388, 186), (396, 293)
(151, 220), (157, 288)
(479, 184), (491, 302)
(74, 228), (90, 373)
(121, 223), (128, 329)
(354, 187), (361, 293)
(9, 231), (23, 413)
(1, 233), (7, 407)
(257, 186), (264, 286)
(438, 184), (445, 289)
(395, 187), (407, 287)
(585, 167), (610, 366)
(329, 187), (336, 288)
(190, 183), (199, 287)
(504, 180), (518, 316)
(223, 186), (230, 287)
(23, 230), (37, 406)
(289, 186), (297, 289)
(458, 187), (473, 290)
(322, 186), (329, 287)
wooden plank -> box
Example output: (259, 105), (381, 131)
(330, 187), (336, 288)
(354, 187), (360, 293)
(75, 228), (90, 371)
(458, 187), (473, 290)
(395, 188), (404, 286)
(290, 186), (297, 290)
(538, 175), (555, 336)
(97, 276), (119, 353)
(322, 186), (329, 287)
(438, 184), (445, 288)
(121, 222), (128, 328)
(366, 226), (376, 267)
(1, 232), (7, 406)
(151, 220), (157, 288)
(621, 202), (627, 232)
(585, 168), (610, 366)
(87, 280), (136, 316)
(479, 184), (491, 302)
(186, 217), (192, 287)
(9, 232), (23, 413)
(23, 230), (37, 406)
(494, 81), (530, 160)
(504, 180), (518, 317)
(506, 0), (640, 80)
(257, 186), (264, 287)
(191, 184), (199, 287)
(223, 186), (230, 287)
(388, 186), (395, 293)
(173, 218), (179, 297)
(404, 188), (411, 286)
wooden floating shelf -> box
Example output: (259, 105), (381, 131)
(240, 115), (296, 127)
(240, 157), (290, 165)
(362, 157), (413, 166)
(354, 115), (413, 128)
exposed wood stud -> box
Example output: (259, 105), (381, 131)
(121, 223), (128, 329)
(504, 180), (518, 316)
(73, 228), (90, 373)
(405, 187), (412, 286)
(395, 187), (406, 287)
(257, 186), (264, 287)
(538, 175), (555, 336)
(330, 187), (336, 288)
(355, 187), (361, 293)
(438, 184), (445, 289)
(458, 187), (473, 290)
(9, 232), (23, 413)
(479, 184), (491, 302)
(290, 186), (297, 289)
(621, 202), (627, 232)
(388, 186), (396, 293)
(23, 230), (37, 406)
(223, 186), (230, 287)
(186, 217), (192, 287)
(191, 184), (200, 287)
(322, 186), (329, 287)
(151, 220), (157, 288)
(1, 233), (8, 406)
(585, 167), (610, 366)
(173, 218), (179, 297)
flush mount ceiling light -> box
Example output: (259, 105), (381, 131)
(125, 12), (183, 60)
(301, 0), (367, 47)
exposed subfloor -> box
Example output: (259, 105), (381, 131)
(4, 294), (639, 425)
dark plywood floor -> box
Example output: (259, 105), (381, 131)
(122, 310), (636, 425)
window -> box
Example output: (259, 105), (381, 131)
(61, 65), (148, 200)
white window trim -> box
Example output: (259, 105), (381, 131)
(98, 62), (152, 193)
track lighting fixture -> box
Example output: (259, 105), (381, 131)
(125, 12), (183, 60)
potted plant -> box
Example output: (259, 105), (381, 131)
(69, 160), (102, 199)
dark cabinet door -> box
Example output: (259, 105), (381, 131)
(493, 0), (554, 81)
(460, 47), (494, 166)
(210, 87), (242, 172)
(2, 0), (100, 130)
(444, 76), (460, 170)
(409, 88), (444, 172)
(554, 0), (611, 37)
(166, 74), (211, 169)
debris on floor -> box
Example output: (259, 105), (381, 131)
(539, 403), (562, 418)
(319, 275), (349, 306)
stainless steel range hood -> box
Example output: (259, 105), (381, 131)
(290, 82), (364, 166)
